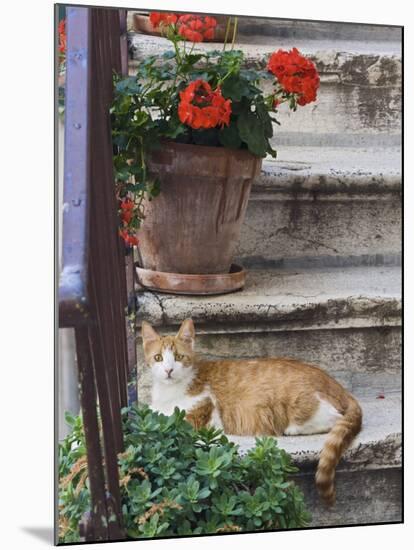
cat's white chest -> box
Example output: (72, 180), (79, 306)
(151, 381), (207, 416)
(151, 382), (223, 429)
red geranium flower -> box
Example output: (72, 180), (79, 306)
(149, 12), (178, 28)
(267, 47), (320, 106)
(122, 210), (132, 224)
(119, 229), (139, 247)
(120, 198), (134, 211)
(177, 14), (217, 43)
(178, 80), (231, 129)
(120, 198), (135, 224)
(58, 19), (66, 54)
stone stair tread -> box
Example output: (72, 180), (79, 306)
(136, 266), (401, 329)
(128, 32), (401, 149)
(128, 34), (402, 148)
(230, 36), (401, 57)
(259, 147), (401, 192)
(128, 33), (401, 90)
(128, 32), (401, 61)
(229, 395), (401, 470)
(128, 12), (401, 44)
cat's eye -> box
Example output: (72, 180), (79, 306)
(175, 353), (184, 361)
(154, 354), (163, 362)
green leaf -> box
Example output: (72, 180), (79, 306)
(115, 76), (141, 95)
(182, 54), (204, 68)
(240, 69), (260, 82)
(125, 182), (147, 193)
(132, 111), (149, 127)
(255, 101), (273, 139)
(237, 110), (268, 158)
(218, 122), (242, 150)
(188, 70), (210, 82)
(59, 400), (310, 543)
(64, 412), (76, 426)
(221, 76), (251, 102)
(198, 487), (211, 499)
(163, 123), (187, 140)
(162, 50), (176, 60)
(115, 168), (131, 182)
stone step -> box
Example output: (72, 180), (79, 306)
(135, 266), (401, 402)
(230, 395), (402, 526)
(296, 465), (401, 526)
(128, 30), (402, 85)
(230, 17), (402, 43)
(128, 12), (402, 42)
(128, 33), (402, 143)
(237, 147), (401, 268)
(230, 395), (401, 469)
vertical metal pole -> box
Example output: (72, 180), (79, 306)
(119, 9), (128, 77)
(75, 327), (109, 541)
(60, 5), (131, 542)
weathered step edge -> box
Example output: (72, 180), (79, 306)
(295, 467), (402, 526)
(256, 155), (401, 196)
(229, 396), (401, 472)
(127, 13), (402, 43)
(226, 17), (402, 43)
(233, 432), (401, 472)
(136, 290), (401, 331)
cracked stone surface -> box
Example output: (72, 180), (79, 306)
(136, 266), (401, 329)
(256, 147), (401, 192)
(235, 148), (402, 267)
(237, 159), (401, 266)
(135, 267), (401, 408)
(300, 468), (402, 525)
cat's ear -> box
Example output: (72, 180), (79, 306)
(176, 318), (195, 347)
(141, 321), (160, 344)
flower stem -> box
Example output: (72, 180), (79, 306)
(230, 17), (238, 50)
(217, 69), (234, 87)
(223, 17), (232, 51)
(173, 37), (182, 66)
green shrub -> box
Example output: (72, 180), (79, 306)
(59, 404), (310, 542)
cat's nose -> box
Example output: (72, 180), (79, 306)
(165, 368), (173, 378)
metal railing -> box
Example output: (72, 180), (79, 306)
(58, 6), (132, 541)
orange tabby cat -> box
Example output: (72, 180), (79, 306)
(142, 318), (362, 505)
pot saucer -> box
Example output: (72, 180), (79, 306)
(135, 264), (246, 295)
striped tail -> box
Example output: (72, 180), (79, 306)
(315, 395), (362, 505)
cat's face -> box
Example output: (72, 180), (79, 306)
(142, 319), (195, 385)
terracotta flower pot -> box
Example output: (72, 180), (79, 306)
(133, 13), (235, 43)
(137, 142), (262, 275)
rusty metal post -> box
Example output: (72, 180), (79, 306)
(75, 327), (109, 541)
(58, 5), (133, 542)
(119, 9), (129, 77)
